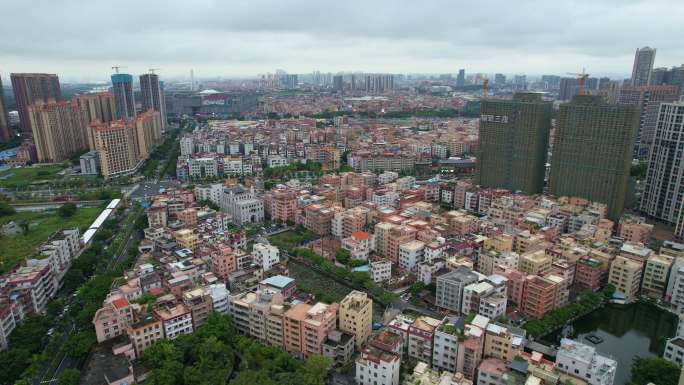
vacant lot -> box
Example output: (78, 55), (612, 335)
(288, 262), (352, 303)
(268, 228), (318, 251)
(0, 165), (66, 188)
(0, 206), (101, 273)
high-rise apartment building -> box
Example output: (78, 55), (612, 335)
(73, 92), (117, 149)
(28, 100), (87, 162)
(651, 65), (684, 94)
(0, 76), (10, 141)
(111, 73), (135, 119)
(92, 111), (161, 179)
(365, 74), (394, 93)
(92, 120), (138, 179)
(549, 95), (639, 220)
(641, 98), (684, 226)
(139, 73), (167, 131)
(333, 75), (343, 92)
(10, 73), (62, 135)
(617, 85), (679, 158)
(559, 77), (599, 101)
(279, 74), (298, 90)
(478, 93), (552, 194)
(494, 73), (506, 85)
(631, 46), (656, 86)
(134, 110), (163, 159)
(456, 69), (466, 87)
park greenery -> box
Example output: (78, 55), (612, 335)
(140, 312), (332, 385)
(0, 164), (65, 189)
(524, 285), (615, 338)
(0, 206), (101, 274)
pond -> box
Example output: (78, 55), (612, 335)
(543, 302), (678, 385)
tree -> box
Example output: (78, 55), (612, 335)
(629, 357), (680, 385)
(0, 348), (31, 383)
(183, 336), (233, 385)
(58, 369), (81, 385)
(409, 282), (426, 296)
(230, 371), (277, 385)
(64, 330), (96, 360)
(197, 199), (219, 211)
(602, 283), (616, 300)
(19, 220), (29, 235)
(57, 203), (77, 218)
(335, 249), (350, 265)
(142, 340), (184, 385)
(0, 202), (15, 217)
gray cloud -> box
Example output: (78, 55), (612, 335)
(1, 0), (682, 81)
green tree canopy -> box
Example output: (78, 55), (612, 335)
(58, 368), (81, 385)
(629, 357), (680, 385)
(57, 203), (77, 218)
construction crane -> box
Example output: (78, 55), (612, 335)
(111, 66), (127, 73)
(482, 77), (489, 98)
(566, 68), (590, 95)
(148, 68), (161, 74)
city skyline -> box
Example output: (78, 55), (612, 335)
(2, 0), (684, 81)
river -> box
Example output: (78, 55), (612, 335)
(543, 302), (678, 385)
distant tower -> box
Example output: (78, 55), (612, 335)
(10, 73), (62, 136)
(111, 73), (136, 120)
(190, 69), (195, 91)
(631, 47), (656, 86)
(140, 72), (167, 132)
(0, 76), (10, 141)
(456, 69), (466, 87)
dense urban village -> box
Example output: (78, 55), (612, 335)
(1, 29), (684, 385)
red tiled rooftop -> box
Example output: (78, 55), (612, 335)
(148, 287), (166, 297)
(352, 231), (370, 241)
(112, 298), (130, 309)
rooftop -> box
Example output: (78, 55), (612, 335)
(669, 337), (684, 349)
(559, 338), (595, 362)
(261, 275), (295, 288)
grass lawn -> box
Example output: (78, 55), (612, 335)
(0, 165), (66, 188)
(0, 206), (101, 273)
(288, 262), (352, 303)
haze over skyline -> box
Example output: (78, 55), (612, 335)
(2, 0), (684, 82)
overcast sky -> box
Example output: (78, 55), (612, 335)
(2, 0), (683, 82)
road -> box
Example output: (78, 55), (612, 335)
(389, 297), (443, 319)
(126, 179), (182, 201)
(36, 208), (141, 385)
